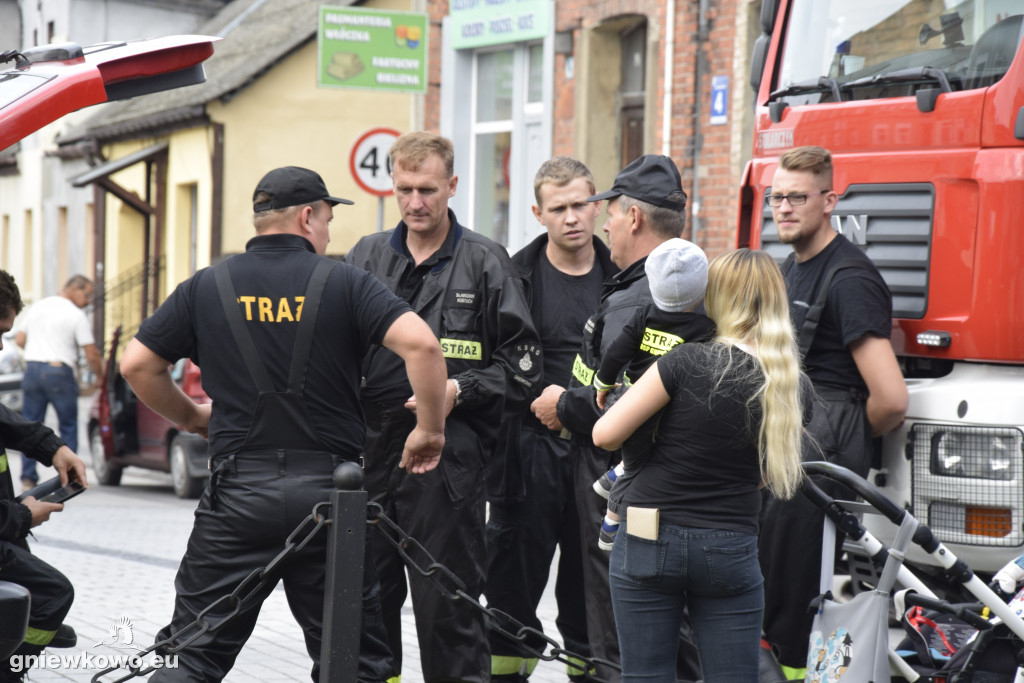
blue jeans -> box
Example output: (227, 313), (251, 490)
(609, 523), (763, 683)
(21, 362), (79, 483)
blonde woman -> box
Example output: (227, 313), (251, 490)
(592, 248), (805, 682)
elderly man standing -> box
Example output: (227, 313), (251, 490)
(530, 155), (702, 683)
(345, 132), (541, 683)
(16, 275), (101, 491)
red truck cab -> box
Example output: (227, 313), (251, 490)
(740, 1), (1024, 575)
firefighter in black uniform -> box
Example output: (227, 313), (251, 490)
(483, 156), (616, 681)
(345, 132), (541, 683)
(120, 166), (449, 682)
(530, 155), (702, 683)
(0, 270), (88, 683)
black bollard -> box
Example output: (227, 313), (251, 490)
(320, 461), (366, 682)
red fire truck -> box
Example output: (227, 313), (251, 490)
(739, 0), (1024, 579)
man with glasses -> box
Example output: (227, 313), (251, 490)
(757, 146), (908, 680)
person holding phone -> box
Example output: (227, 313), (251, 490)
(0, 268), (89, 682)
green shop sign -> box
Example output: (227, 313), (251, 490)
(449, 0), (550, 50)
(318, 7), (428, 93)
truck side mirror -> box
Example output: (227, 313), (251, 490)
(760, 0), (781, 34)
(750, 33), (770, 94)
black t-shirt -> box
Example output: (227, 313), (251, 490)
(620, 343), (765, 533)
(595, 307), (716, 388)
(785, 235), (892, 391)
(135, 234), (410, 458)
(535, 252), (605, 388)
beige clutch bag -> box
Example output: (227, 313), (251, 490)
(626, 506), (660, 541)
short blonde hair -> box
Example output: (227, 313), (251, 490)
(533, 156), (595, 205)
(390, 131), (455, 178)
(778, 146), (833, 189)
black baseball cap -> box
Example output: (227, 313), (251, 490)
(252, 166), (354, 212)
(587, 154), (687, 212)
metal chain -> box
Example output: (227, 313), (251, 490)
(91, 498), (619, 682)
(367, 501), (621, 682)
(90, 502), (330, 683)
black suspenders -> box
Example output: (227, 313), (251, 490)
(782, 252), (873, 357)
(214, 258), (335, 395)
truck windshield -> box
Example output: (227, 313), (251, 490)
(775, 1), (1024, 104)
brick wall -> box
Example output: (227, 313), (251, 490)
(423, 0), (447, 132)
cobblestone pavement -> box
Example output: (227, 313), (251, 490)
(10, 400), (574, 682)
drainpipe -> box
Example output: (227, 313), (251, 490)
(661, 0), (676, 157)
(690, 0), (710, 245)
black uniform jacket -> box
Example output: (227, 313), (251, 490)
(510, 233), (618, 341)
(557, 257), (652, 447)
(0, 408), (65, 543)
(345, 212), (542, 458)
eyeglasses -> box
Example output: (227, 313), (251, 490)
(765, 190), (830, 207)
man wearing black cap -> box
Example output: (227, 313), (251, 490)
(345, 132), (541, 683)
(119, 165), (449, 681)
(530, 154), (702, 682)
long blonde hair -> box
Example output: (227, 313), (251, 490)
(704, 249), (803, 499)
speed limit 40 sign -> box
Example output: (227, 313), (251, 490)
(350, 127), (400, 197)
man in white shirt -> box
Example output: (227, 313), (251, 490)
(15, 275), (102, 490)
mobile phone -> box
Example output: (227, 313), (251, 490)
(38, 480), (86, 504)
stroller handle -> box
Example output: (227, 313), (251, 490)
(802, 461), (943, 554)
(902, 591), (993, 631)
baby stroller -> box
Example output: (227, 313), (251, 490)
(796, 461), (1024, 683)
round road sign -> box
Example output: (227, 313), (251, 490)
(350, 127), (400, 197)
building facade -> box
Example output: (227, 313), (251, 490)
(430, 0), (763, 255)
(3, 0), (766, 353)
(0, 0), (224, 304)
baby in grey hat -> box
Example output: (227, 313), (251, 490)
(591, 238), (717, 550)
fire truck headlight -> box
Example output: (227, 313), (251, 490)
(930, 428), (1017, 481)
(913, 424), (1024, 546)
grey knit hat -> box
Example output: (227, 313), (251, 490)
(645, 238), (708, 313)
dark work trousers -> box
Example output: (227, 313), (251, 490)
(149, 451), (393, 683)
(0, 540), (74, 680)
(759, 389), (873, 668)
(485, 426), (590, 680)
(572, 441), (703, 683)
(363, 403), (490, 683)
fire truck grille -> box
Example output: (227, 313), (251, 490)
(910, 423), (1024, 547)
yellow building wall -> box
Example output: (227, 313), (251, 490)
(97, 0), (419, 342)
(209, 0), (418, 257)
(98, 129), (216, 345)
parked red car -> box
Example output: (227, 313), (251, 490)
(88, 327), (210, 498)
